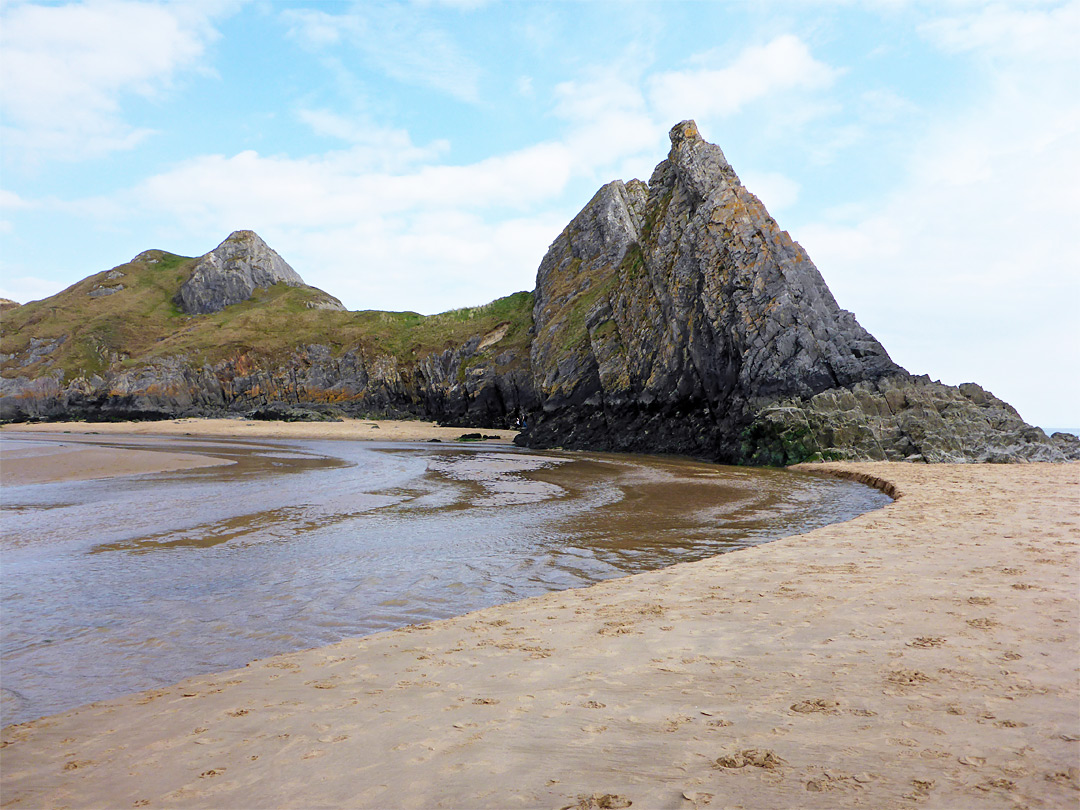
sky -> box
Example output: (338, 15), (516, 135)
(1, 0), (1077, 428)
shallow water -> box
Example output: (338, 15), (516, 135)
(0, 433), (890, 725)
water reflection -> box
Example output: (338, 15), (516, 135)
(0, 433), (889, 725)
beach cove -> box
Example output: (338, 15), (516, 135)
(0, 421), (1077, 809)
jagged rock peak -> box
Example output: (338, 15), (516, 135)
(176, 230), (306, 315)
(670, 119), (702, 143)
(518, 120), (1070, 463)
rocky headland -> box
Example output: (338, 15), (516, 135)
(1, 122), (1073, 463)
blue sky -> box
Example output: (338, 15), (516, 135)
(1, 0), (1077, 427)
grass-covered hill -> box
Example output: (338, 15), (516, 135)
(2, 249), (533, 383)
(1, 243), (536, 424)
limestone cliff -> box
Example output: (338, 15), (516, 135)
(514, 121), (1068, 463)
(1, 123), (1071, 463)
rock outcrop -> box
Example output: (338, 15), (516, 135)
(176, 230), (343, 315)
(2, 123), (1071, 463)
(514, 121), (1069, 463)
(0, 339), (536, 427)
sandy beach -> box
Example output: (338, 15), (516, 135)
(0, 425), (1077, 809)
(0, 417), (518, 444)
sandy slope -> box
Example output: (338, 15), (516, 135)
(1, 459), (1077, 810)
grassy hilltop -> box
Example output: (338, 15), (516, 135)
(1, 249), (534, 386)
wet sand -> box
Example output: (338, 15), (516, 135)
(0, 441), (1077, 808)
(0, 440), (234, 486)
(0, 418), (513, 485)
(0, 434), (887, 728)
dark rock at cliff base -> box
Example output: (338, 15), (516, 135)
(176, 230), (342, 315)
(514, 120), (1070, 463)
(248, 402), (344, 422)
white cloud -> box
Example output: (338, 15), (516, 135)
(281, 212), (564, 314)
(647, 35), (842, 123)
(794, 3), (1080, 426)
(295, 111), (451, 168)
(131, 138), (574, 230)
(284, 4), (482, 102)
(58, 133), (579, 312)
(0, 190), (36, 211)
(920, 1), (1080, 61)
(0, 0), (226, 162)
(0, 274), (65, 306)
(551, 65), (666, 183)
(411, 0), (494, 9)
(739, 171), (801, 212)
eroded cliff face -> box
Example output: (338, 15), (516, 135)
(516, 121), (1068, 463)
(0, 341), (535, 426)
(3, 123), (1071, 462)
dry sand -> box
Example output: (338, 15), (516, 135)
(0, 433), (1077, 808)
(0, 417), (517, 444)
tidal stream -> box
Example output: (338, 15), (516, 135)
(0, 433), (890, 725)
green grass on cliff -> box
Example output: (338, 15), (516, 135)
(1, 251), (197, 381)
(1, 250), (534, 382)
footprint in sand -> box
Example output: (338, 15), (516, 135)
(805, 771), (870, 792)
(714, 749), (785, 770)
(665, 716), (695, 732)
(561, 793), (632, 809)
(790, 699), (840, 714)
(907, 637), (946, 648)
(681, 791), (713, 806)
(885, 670), (934, 686)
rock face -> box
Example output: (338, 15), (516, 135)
(514, 121), (1068, 463)
(2, 123), (1072, 463)
(176, 230), (340, 315)
(0, 340), (536, 427)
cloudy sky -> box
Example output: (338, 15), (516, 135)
(1, 0), (1077, 427)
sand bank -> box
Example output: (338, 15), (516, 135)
(0, 417), (517, 445)
(0, 438), (234, 486)
(0, 418), (513, 486)
(2, 461), (1078, 809)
